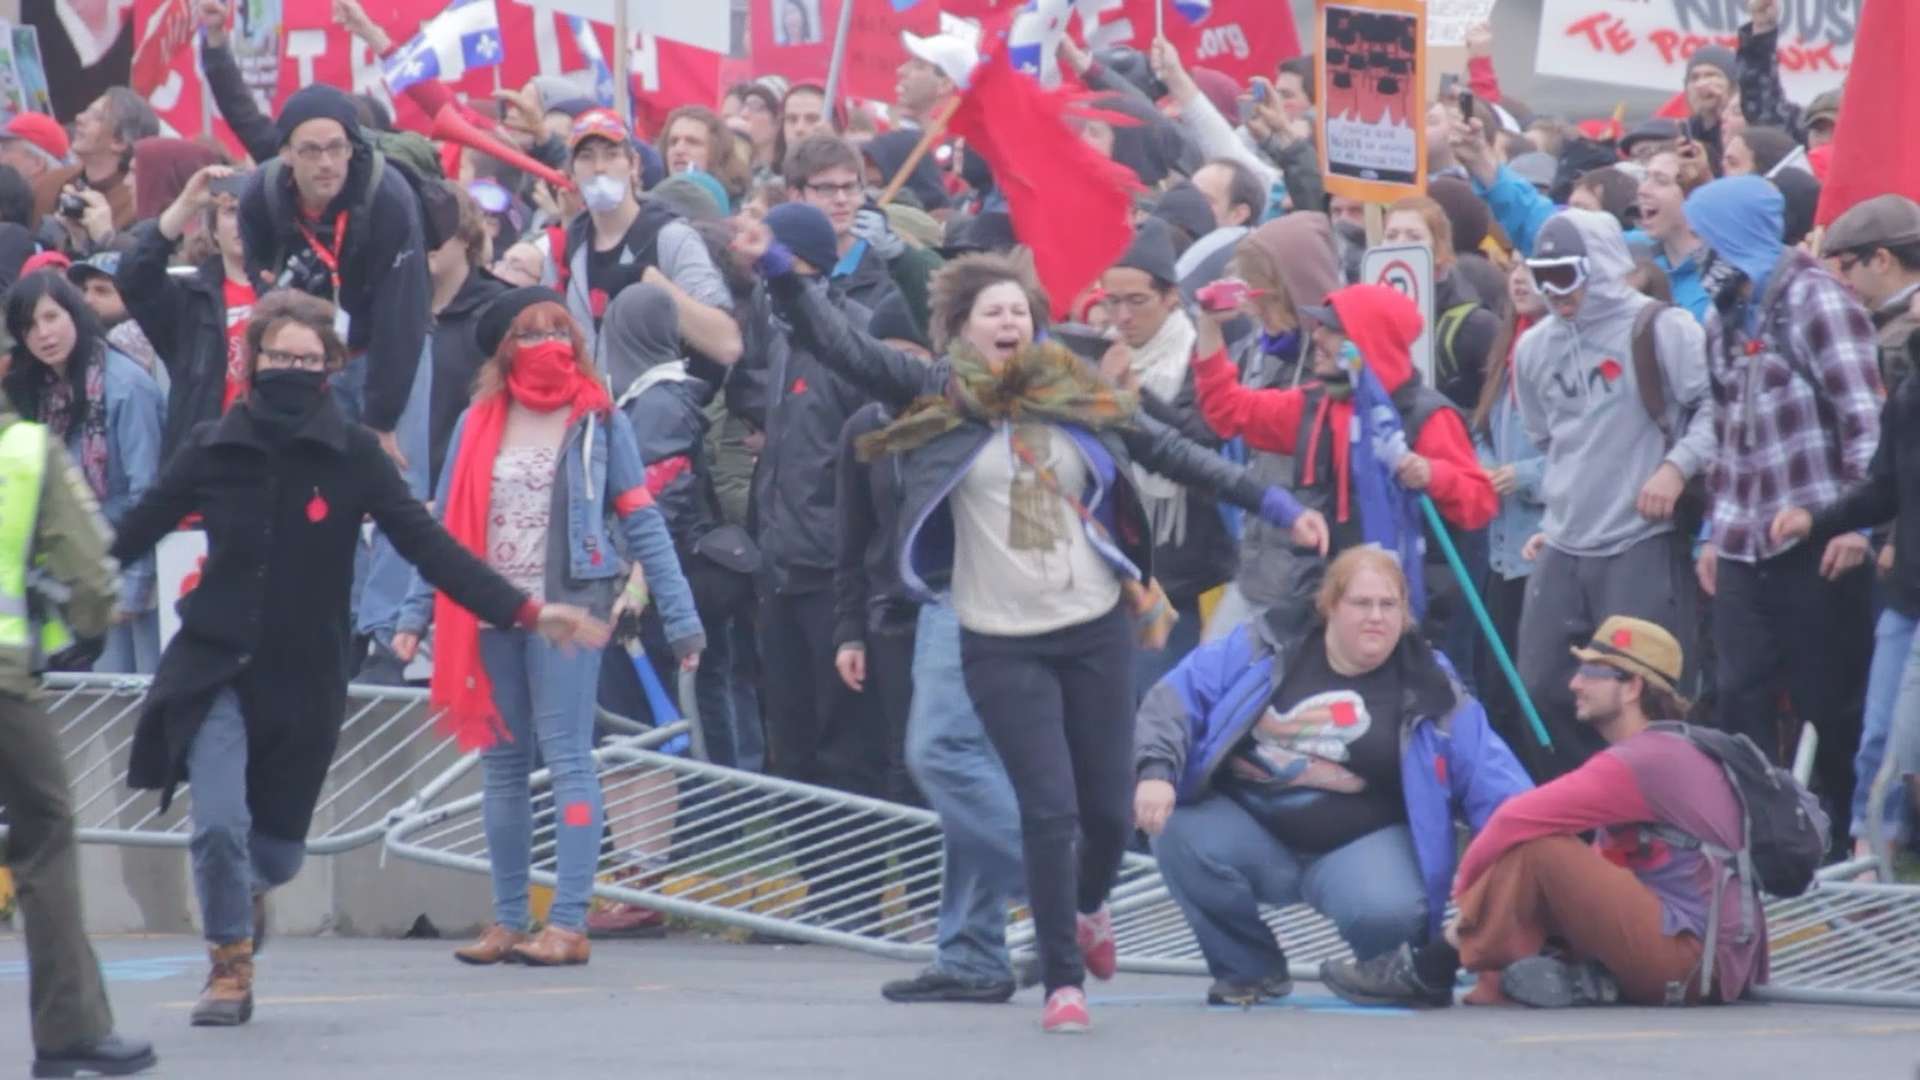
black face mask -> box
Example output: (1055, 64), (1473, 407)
(248, 368), (327, 441)
(1699, 246), (1751, 314)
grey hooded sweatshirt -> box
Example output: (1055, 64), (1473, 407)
(1513, 209), (1715, 558)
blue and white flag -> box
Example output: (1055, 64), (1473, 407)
(381, 0), (505, 96)
(1343, 343), (1430, 620)
(569, 16), (616, 108)
(1172, 0), (1211, 23)
(1009, 0), (1105, 86)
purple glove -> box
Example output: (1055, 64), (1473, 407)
(756, 241), (796, 279)
(1258, 487), (1303, 529)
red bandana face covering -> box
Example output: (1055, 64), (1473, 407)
(506, 340), (589, 412)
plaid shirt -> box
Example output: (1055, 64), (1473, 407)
(1705, 251), (1883, 562)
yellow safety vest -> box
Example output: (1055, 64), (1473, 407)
(0, 419), (73, 658)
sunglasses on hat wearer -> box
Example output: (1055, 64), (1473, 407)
(1526, 255), (1590, 296)
(1576, 662), (1630, 682)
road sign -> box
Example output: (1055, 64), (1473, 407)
(1361, 242), (1434, 386)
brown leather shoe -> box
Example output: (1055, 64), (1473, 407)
(510, 925), (591, 966)
(453, 924), (529, 965)
(190, 941), (255, 1026)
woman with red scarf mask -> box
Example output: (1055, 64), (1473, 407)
(394, 288), (705, 967)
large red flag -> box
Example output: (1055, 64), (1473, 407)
(947, 44), (1140, 318)
(1816, 0), (1920, 226)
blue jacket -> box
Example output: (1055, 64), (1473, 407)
(1473, 164), (1557, 258)
(1134, 618), (1533, 939)
(86, 348), (164, 611)
(1473, 370), (1546, 581)
(1655, 246), (1711, 325)
(399, 405), (705, 656)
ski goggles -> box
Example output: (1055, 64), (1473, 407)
(466, 179), (512, 216)
(1525, 255), (1590, 296)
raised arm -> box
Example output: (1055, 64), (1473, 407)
(197, 0), (281, 165)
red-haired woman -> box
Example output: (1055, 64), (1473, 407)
(394, 288), (705, 967)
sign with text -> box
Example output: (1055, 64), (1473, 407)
(1361, 243), (1434, 386)
(749, 0), (937, 105)
(1426, 0), (1494, 46)
(1316, 0), (1427, 204)
(1535, 0), (1855, 103)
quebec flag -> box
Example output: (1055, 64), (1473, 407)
(1173, 0), (1211, 22)
(382, 0), (505, 96)
(569, 16), (617, 108)
(1008, 0), (1105, 86)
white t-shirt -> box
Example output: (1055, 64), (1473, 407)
(950, 423), (1122, 637)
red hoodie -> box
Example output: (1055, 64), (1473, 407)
(1192, 284), (1497, 530)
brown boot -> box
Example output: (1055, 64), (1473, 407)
(510, 925), (590, 967)
(190, 941), (255, 1026)
(453, 924), (529, 965)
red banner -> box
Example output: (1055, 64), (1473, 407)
(1101, 0), (1303, 88)
(749, 0), (939, 103)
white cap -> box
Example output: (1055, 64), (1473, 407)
(901, 31), (980, 90)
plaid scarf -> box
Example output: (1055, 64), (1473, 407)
(41, 357), (109, 500)
(856, 340), (1138, 461)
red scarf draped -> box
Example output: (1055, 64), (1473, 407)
(430, 341), (612, 750)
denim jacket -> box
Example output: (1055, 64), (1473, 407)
(88, 348), (164, 611)
(1473, 374), (1546, 581)
(398, 405), (705, 656)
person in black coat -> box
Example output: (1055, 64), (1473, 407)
(107, 292), (607, 1029)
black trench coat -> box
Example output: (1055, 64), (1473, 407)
(110, 397), (530, 842)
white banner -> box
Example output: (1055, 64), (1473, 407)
(1427, 0), (1495, 46)
(1535, 0), (1855, 104)
(154, 529), (207, 652)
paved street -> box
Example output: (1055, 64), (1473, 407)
(4, 934), (1918, 1078)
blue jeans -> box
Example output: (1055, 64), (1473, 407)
(1152, 795), (1427, 982)
(186, 688), (308, 944)
(480, 629), (605, 931)
(95, 609), (159, 675)
(907, 603), (1024, 984)
(1857, 608), (1920, 841)
(354, 345), (433, 645)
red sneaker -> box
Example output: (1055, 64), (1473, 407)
(1075, 906), (1117, 981)
(1042, 986), (1090, 1034)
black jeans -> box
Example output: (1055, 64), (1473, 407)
(1713, 543), (1874, 842)
(866, 618), (923, 806)
(961, 603), (1135, 993)
(760, 587), (880, 795)
(639, 558), (757, 767)
(1475, 572), (1543, 776)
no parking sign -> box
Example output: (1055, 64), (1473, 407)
(1361, 243), (1434, 387)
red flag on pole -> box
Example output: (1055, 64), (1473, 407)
(946, 46), (1140, 318)
(1816, 0), (1920, 226)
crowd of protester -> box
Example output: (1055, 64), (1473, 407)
(5, 0), (1920, 1067)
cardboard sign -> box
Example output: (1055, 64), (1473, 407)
(155, 529), (208, 652)
(1535, 0), (1854, 104)
(1316, 0), (1427, 204)
(749, 0), (938, 105)
(1361, 243), (1434, 386)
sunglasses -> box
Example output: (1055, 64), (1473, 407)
(1526, 256), (1589, 296)
(1576, 662), (1630, 682)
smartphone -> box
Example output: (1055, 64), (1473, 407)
(209, 172), (252, 198)
(1195, 278), (1264, 314)
(1251, 80), (1268, 103)
(1458, 90), (1476, 121)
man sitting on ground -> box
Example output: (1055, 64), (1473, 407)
(1321, 617), (1769, 1008)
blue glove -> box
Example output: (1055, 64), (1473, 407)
(756, 241), (796, 279)
(851, 207), (906, 261)
(1258, 487), (1303, 529)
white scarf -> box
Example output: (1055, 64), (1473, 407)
(614, 359), (692, 409)
(1128, 309), (1198, 548)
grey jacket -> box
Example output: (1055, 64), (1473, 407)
(1513, 209), (1714, 558)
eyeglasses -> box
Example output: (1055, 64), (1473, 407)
(1527, 256), (1590, 296)
(804, 180), (861, 199)
(1576, 662), (1630, 682)
(514, 329), (571, 346)
(259, 348), (329, 371)
(291, 139), (353, 163)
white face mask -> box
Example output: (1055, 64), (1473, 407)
(582, 173), (629, 213)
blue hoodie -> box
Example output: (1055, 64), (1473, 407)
(1683, 176), (1787, 329)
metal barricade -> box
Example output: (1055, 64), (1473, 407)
(1752, 879), (1920, 1007)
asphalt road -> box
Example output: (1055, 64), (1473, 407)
(4, 934), (1918, 1078)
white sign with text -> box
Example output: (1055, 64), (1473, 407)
(1535, 0), (1855, 103)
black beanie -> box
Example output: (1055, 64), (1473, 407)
(1151, 183), (1216, 246)
(1114, 218), (1180, 288)
(276, 85), (364, 148)
(476, 287), (567, 357)
(868, 290), (929, 351)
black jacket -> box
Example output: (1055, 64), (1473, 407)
(238, 136), (431, 433)
(748, 278), (874, 592)
(1137, 371), (1239, 603)
(1815, 374), (1920, 617)
(119, 221), (230, 465)
(426, 268), (511, 490)
(835, 402), (916, 648)
(1433, 270), (1497, 414)
(622, 375), (719, 551)
(109, 398), (530, 842)
(838, 244), (904, 317)
(201, 41), (279, 165)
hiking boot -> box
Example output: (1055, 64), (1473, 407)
(510, 925), (591, 966)
(30, 1033), (157, 1077)
(453, 924), (528, 965)
(1500, 956), (1622, 1008)
(1206, 968), (1295, 1007)
(1320, 944), (1453, 1009)
(190, 941), (255, 1027)
(1075, 906), (1117, 981)
(585, 901), (668, 939)
(251, 893), (269, 956)
(1041, 986), (1090, 1033)
(881, 967), (1016, 1004)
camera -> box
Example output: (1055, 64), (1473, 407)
(58, 192), (87, 219)
(275, 248), (336, 301)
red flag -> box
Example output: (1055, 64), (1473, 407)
(947, 46), (1140, 318)
(1097, 0), (1302, 88)
(130, 0), (197, 96)
(1816, 0), (1920, 226)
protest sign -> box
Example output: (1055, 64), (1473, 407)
(1317, 0), (1426, 204)
(12, 26), (54, 113)
(0, 28), (28, 115)
(1426, 0), (1494, 47)
(1535, 0), (1854, 104)
(750, 0), (937, 104)
(1362, 242), (1434, 386)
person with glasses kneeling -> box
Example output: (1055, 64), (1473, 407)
(1133, 546), (1532, 1008)
(107, 291), (611, 1029)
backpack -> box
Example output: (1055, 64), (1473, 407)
(260, 139), (440, 293)
(1433, 300), (1479, 392)
(1644, 721), (1831, 996)
(1630, 303), (1710, 535)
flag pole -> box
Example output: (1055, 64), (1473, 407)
(1417, 495), (1554, 751)
(823, 0), (855, 115)
(1155, 0), (1164, 41)
(615, 0), (632, 124)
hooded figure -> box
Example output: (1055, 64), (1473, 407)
(603, 281), (692, 401)
(1683, 175), (1787, 329)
